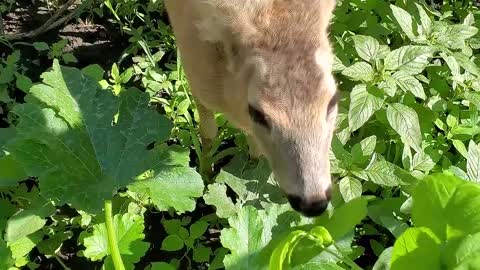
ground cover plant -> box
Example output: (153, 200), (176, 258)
(0, 0), (480, 269)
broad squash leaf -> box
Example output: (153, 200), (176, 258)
(83, 212), (149, 270)
(5, 61), (202, 214)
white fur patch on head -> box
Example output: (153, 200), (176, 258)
(314, 48), (336, 94)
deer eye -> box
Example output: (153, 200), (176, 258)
(248, 105), (270, 130)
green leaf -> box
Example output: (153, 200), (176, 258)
(412, 174), (461, 240)
(37, 231), (72, 256)
(220, 204), (300, 270)
(189, 221), (209, 240)
(0, 156), (28, 187)
(82, 64), (105, 81)
(437, 25), (478, 49)
(15, 73), (33, 93)
(392, 72), (426, 100)
(391, 227), (441, 270)
(269, 230), (306, 270)
(353, 158), (406, 187)
(161, 235), (184, 251)
(352, 35), (381, 62)
(128, 166), (204, 214)
(387, 103), (422, 152)
(384, 46), (433, 75)
(444, 182), (480, 239)
(83, 212), (149, 269)
(62, 53), (78, 64)
(324, 197), (368, 239)
(5, 196), (55, 242)
(8, 61), (174, 213)
(339, 176), (362, 202)
(291, 262), (345, 270)
(162, 219), (182, 235)
(466, 141), (480, 182)
(203, 183), (238, 219)
(150, 262), (176, 270)
(33, 42), (49, 51)
(341, 62), (375, 82)
(373, 247), (393, 270)
(412, 151), (435, 172)
(0, 238), (14, 269)
(415, 3), (432, 35)
(348, 84), (383, 132)
(193, 246), (212, 263)
(8, 231), (43, 267)
(390, 5), (416, 40)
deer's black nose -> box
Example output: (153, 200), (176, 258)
(287, 194), (330, 217)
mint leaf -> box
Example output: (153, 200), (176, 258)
(352, 35), (381, 62)
(8, 61), (174, 213)
(339, 176), (362, 202)
(392, 72), (426, 100)
(83, 212), (149, 269)
(291, 262), (344, 270)
(387, 103), (422, 152)
(341, 62), (375, 82)
(466, 141), (480, 182)
(384, 46), (433, 75)
(390, 5), (416, 40)
(348, 84), (383, 132)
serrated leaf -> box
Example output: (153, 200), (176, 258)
(220, 204), (302, 270)
(390, 5), (416, 40)
(203, 183), (237, 219)
(161, 235), (184, 251)
(83, 212), (149, 269)
(392, 72), (426, 100)
(7, 61), (175, 213)
(467, 141), (480, 183)
(415, 3), (432, 35)
(384, 46), (433, 75)
(348, 84), (384, 132)
(412, 151), (435, 172)
(437, 25), (478, 49)
(352, 35), (381, 62)
(339, 177), (362, 202)
(387, 103), (422, 152)
(353, 158), (405, 187)
(128, 166), (204, 214)
(341, 62), (375, 82)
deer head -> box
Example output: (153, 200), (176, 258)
(197, 0), (338, 217)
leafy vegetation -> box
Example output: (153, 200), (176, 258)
(0, 0), (480, 269)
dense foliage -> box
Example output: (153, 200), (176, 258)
(0, 0), (480, 269)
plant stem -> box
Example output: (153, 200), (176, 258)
(54, 254), (71, 270)
(322, 244), (363, 270)
(105, 200), (126, 270)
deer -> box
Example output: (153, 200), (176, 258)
(164, 0), (338, 217)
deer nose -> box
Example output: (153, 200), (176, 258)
(287, 189), (331, 217)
